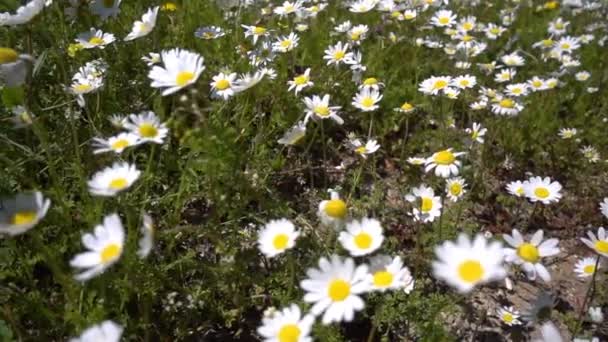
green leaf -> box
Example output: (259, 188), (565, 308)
(1, 86), (24, 107)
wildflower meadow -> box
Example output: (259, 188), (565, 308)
(2, 0), (608, 341)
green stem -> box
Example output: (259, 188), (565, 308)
(573, 255), (601, 336)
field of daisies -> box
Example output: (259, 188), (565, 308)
(2, 0), (608, 341)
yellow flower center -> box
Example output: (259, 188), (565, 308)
(555, 23), (564, 29)
(595, 240), (608, 253)
(458, 260), (485, 283)
(333, 50), (345, 60)
(73, 84), (92, 93)
(583, 265), (596, 274)
(111, 139), (130, 151)
(176, 71), (195, 87)
(364, 77), (378, 85)
(459, 80), (470, 87)
(434, 150), (456, 165)
(0, 47), (18, 64)
(361, 97), (375, 108)
(11, 211), (37, 225)
(450, 183), (462, 196)
(490, 27), (500, 34)
(278, 324), (301, 342)
(542, 39), (553, 47)
(350, 32), (361, 41)
(438, 17), (450, 25)
(161, 2), (177, 11)
(499, 99), (515, 108)
(463, 22), (474, 31)
(421, 197), (433, 213)
(272, 234), (289, 250)
(503, 313), (514, 323)
(544, 1), (559, 9)
(314, 105), (330, 117)
(517, 243), (540, 263)
(215, 79), (231, 90)
(294, 75), (309, 85)
(462, 35), (473, 42)
(138, 123), (158, 138)
(401, 102), (413, 111)
(100, 243), (121, 263)
(534, 187), (550, 199)
(324, 199), (347, 218)
(532, 80), (543, 88)
(354, 232), (372, 249)
(328, 279), (350, 301)
(433, 79), (448, 90)
(253, 27), (266, 35)
(355, 146), (367, 155)
(373, 271), (394, 287)
(561, 43), (570, 50)
(89, 37), (105, 45)
(280, 39), (293, 49)
(203, 32), (215, 39)
(109, 177), (128, 190)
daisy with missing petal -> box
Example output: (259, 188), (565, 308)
(339, 218), (384, 257)
(278, 121), (307, 146)
(432, 233), (506, 293)
(148, 48), (205, 96)
(523, 177), (562, 204)
(323, 42), (353, 66)
(506, 181), (525, 197)
(0, 192), (51, 236)
(431, 10), (457, 27)
(365, 256), (414, 292)
(124, 7), (159, 41)
(89, 0), (122, 21)
(257, 304), (314, 342)
(242, 25), (268, 44)
(351, 139), (380, 159)
(446, 177), (467, 202)
(210, 72), (238, 100)
(92, 132), (140, 154)
(494, 68), (516, 83)
(69, 320), (123, 342)
(288, 68), (313, 95)
(258, 219), (300, 258)
(300, 255), (369, 324)
(137, 213), (154, 259)
(124, 111), (168, 144)
(75, 28), (116, 49)
(70, 214), (125, 281)
(558, 128), (577, 139)
(465, 122), (487, 144)
(303, 94), (343, 125)
(273, 32), (299, 53)
(352, 88), (382, 112)
(405, 185), (442, 223)
(497, 306), (522, 326)
(581, 227), (608, 257)
(88, 162), (141, 197)
(600, 198), (608, 219)
(318, 190), (348, 227)
(425, 149), (465, 178)
(574, 257), (599, 278)
(503, 229), (560, 282)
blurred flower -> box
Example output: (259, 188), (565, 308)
(503, 229), (560, 282)
(75, 28), (116, 49)
(92, 132), (140, 154)
(69, 320), (123, 342)
(124, 111), (168, 144)
(581, 227), (608, 257)
(137, 213), (154, 259)
(339, 218), (384, 256)
(0, 192), (51, 236)
(257, 304), (314, 342)
(89, 0), (121, 20)
(318, 190), (348, 227)
(405, 185), (442, 222)
(88, 162), (141, 197)
(365, 256), (414, 293)
(124, 6), (159, 41)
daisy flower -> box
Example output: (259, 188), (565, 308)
(273, 33), (299, 53)
(242, 25), (268, 44)
(575, 71), (590, 82)
(257, 304), (314, 342)
(588, 307), (604, 323)
(274, 1), (301, 17)
(70, 214), (125, 281)
(574, 257), (599, 278)
(485, 24), (506, 39)
(278, 121), (307, 145)
(405, 185), (442, 223)
(425, 149), (465, 178)
(142, 52), (161, 66)
(451, 75), (477, 89)
(418, 76), (452, 95)
(88, 162), (141, 197)
(506, 181), (525, 197)
(69, 320), (123, 342)
(0, 48), (32, 87)
(137, 213), (154, 259)
(348, 0), (379, 13)
(365, 256), (414, 293)
(359, 77), (384, 91)
(432, 233), (506, 293)
(257, 219), (300, 258)
(233, 71), (265, 93)
(351, 88), (382, 112)
(600, 198), (608, 219)
(503, 229), (560, 282)
(501, 52), (525, 67)
(505, 83), (529, 97)
(148, 48), (205, 96)
(92, 132), (140, 154)
(89, 0), (121, 20)
(523, 176), (562, 204)
(210, 72), (238, 100)
(287, 68), (313, 95)
(558, 128), (577, 139)
(0, 0), (51, 26)
(75, 28), (116, 49)
(318, 190), (348, 227)
(431, 9), (456, 27)
(445, 177), (467, 202)
(348, 25), (369, 44)
(494, 68), (516, 83)
(195, 26), (225, 40)
(395, 102), (415, 113)
(554, 36), (580, 54)
(9, 105), (34, 128)
(124, 111), (168, 144)
(124, 6), (159, 41)
(323, 42), (353, 66)
(351, 139), (380, 158)
(465, 122), (486, 144)
(491, 97), (523, 116)
(339, 218), (384, 257)
(0, 192), (51, 236)
(497, 306), (522, 326)
(581, 227), (608, 257)
(303, 94), (343, 125)
(300, 255), (369, 324)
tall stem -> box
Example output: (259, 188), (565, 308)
(573, 255), (601, 336)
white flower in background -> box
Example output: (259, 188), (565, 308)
(288, 68), (313, 95)
(465, 122), (487, 144)
(503, 229), (560, 282)
(124, 7), (159, 41)
(523, 176), (562, 204)
(92, 132), (140, 154)
(581, 227), (608, 257)
(233, 71), (265, 93)
(575, 71), (591, 82)
(581, 146), (600, 163)
(451, 75), (476, 89)
(88, 162), (141, 197)
(349, 0), (379, 13)
(210, 72), (238, 100)
(278, 121), (307, 146)
(274, 1), (302, 17)
(574, 257), (598, 278)
(137, 213), (154, 259)
(432, 233), (506, 293)
(89, 0), (121, 20)
(257, 304), (314, 342)
(497, 306), (522, 326)
(431, 9), (457, 27)
(505, 83), (529, 97)
(588, 307), (604, 323)
(494, 68), (517, 83)
(323, 42), (353, 66)
(273, 32), (300, 53)
(339, 218), (384, 256)
(300, 255), (369, 324)
(405, 185), (442, 223)
(600, 198), (608, 219)
(75, 28), (116, 49)
(365, 255), (414, 293)
(445, 177), (467, 202)
(303, 94), (343, 125)
(318, 190), (348, 226)
(148, 48), (205, 96)
(352, 88), (382, 112)
(124, 111), (169, 144)
(242, 25), (269, 44)
(506, 182), (524, 198)
(0, 192), (51, 236)
(425, 149), (465, 178)
(142, 52), (161, 66)
(70, 214), (125, 281)
(407, 157), (426, 166)
(257, 219), (300, 258)
(69, 320), (123, 342)
(558, 128), (577, 139)
(491, 96), (524, 116)
(501, 52), (525, 67)
(0, 0), (52, 26)
(0, 47), (33, 87)
(418, 76), (453, 95)
(351, 139), (380, 159)
(528, 77), (548, 91)
(535, 321), (563, 342)
(195, 26), (225, 40)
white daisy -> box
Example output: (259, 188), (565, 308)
(92, 132), (140, 154)
(418, 76), (452, 95)
(242, 25), (268, 44)
(257, 304), (314, 342)
(405, 185), (442, 223)
(323, 42), (353, 66)
(506, 180), (526, 197)
(123, 111), (168, 144)
(558, 128), (577, 139)
(148, 48), (205, 96)
(0, 192), (51, 236)
(257, 219), (300, 258)
(431, 9), (456, 27)
(425, 149), (465, 178)
(87, 162), (141, 197)
(339, 218), (384, 257)
(503, 229), (560, 282)
(491, 97), (523, 116)
(451, 75), (477, 89)
(0, 0), (51, 26)
(0, 48), (33, 87)
(523, 176), (562, 204)
(351, 88), (382, 112)
(273, 32), (300, 53)
(600, 198), (608, 219)
(351, 139), (380, 159)
(465, 122), (487, 144)
(318, 190), (348, 226)
(75, 28), (116, 49)
(445, 177), (467, 202)
(137, 213), (154, 259)
(365, 256), (414, 292)
(303, 94), (343, 125)
(287, 68), (313, 95)
(574, 257), (599, 278)
(210, 72), (238, 100)
(497, 306), (522, 326)
(581, 227), (608, 257)
(124, 6), (159, 41)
